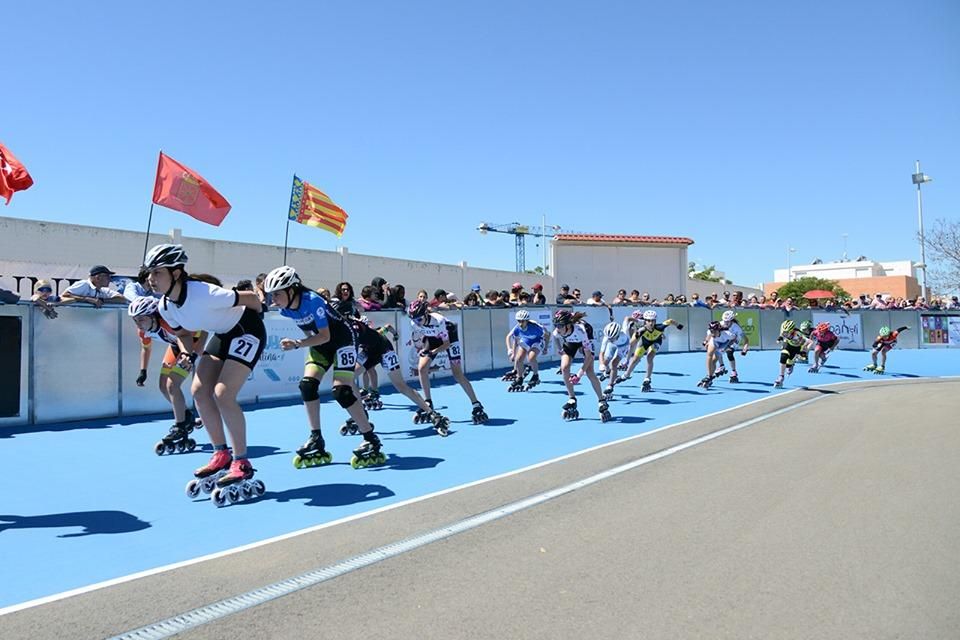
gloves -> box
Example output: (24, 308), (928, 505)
(135, 369), (147, 386)
(676, 323), (684, 330)
(419, 349), (436, 361)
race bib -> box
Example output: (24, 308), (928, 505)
(381, 350), (399, 370)
(449, 343), (462, 358)
(336, 345), (357, 369)
(229, 334), (260, 363)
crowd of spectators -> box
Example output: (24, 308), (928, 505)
(5, 268), (960, 318)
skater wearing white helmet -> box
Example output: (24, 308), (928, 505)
(620, 309), (683, 392)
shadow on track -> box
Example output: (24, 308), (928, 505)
(0, 511), (151, 538)
(268, 483), (395, 508)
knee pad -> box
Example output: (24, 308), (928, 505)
(331, 384), (358, 409)
(725, 349), (736, 363)
(779, 352), (790, 365)
(299, 377), (321, 402)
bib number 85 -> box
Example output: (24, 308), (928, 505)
(336, 346), (357, 369)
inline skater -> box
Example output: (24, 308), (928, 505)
(504, 309), (547, 392)
(552, 309), (611, 422)
(127, 296), (206, 455)
(795, 320), (814, 363)
(715, 310), (749, 383)
(621, 310), (683, 391)
(864, 325), (910, 374)
(263, 266), (386, 470)
(351, 315), (451, 436)
(408, 294), (489, 424)
(773, 319), (809, 388)
(597, 321), (630, 398)
(144, 244), (267, 506)
(697, 320), (725, 389)
(808, 321), (839, 372)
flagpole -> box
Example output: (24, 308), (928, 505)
(143, 201), (156, 264)
(283, 218), (291, 265)
(143, 151), (163, 263)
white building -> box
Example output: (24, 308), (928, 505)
(773, 258), (921, 283)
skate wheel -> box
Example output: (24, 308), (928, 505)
(339, 425), (349, 436)
(155, 442), (165, 456)
(211, 488), (227, 507)
(176, 441), (186, 454)
(252, 480), (266, 496)
(185, 479), (201, 499)
(186, 439), (197, 452)
(293, 455), (305, 469)
(350, 455), (363, 469)
(227, 486), (241, 503)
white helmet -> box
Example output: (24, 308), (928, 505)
(642, 309), (658, 321)
(603, 321), (621, 339)
(128, 296), (159, 318)
(721, 310), (735, 323)
(263, 266), (301, 293)
(143, 244), (188, 270)
(515, 309), (530, 322)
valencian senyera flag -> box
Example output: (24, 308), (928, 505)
(287, 175), (349, 236)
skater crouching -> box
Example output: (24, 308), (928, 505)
(552, 310), (611, 422)
(504, 309), (547, 392)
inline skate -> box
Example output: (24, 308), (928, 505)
(714, 365), (728, 377)
(615, 374), (631, 384)
(773, 376), (784, 389)
(697, 375), (714, 389)
(508, 376), (526, 392)
(501, 370), (518, 382)
(602, 385), (614, 400)
(471, 402), (489, 425)
(413, 399), (435, 424)
(524, 374), (541, 391)
(728, 373), (740, 383)
(641, 378), (652, 392)
(184, 408), (203, 430)
(430, 411), (450, 437)
(599, 400), (612, 423)
(293, 430), (333, 468)
(185, 449), (232, 499)
(340, 418), (360, 436)
(873, 366), (885, 375)
(562, 398), (579, 421)
(808, 364), (820, 373)
(155, 420), (197, 456)
(361, 389), (383, 411)
(211, 459), (265, 507)
(863, 363), (877, 372)
(351, 431), (387, 469)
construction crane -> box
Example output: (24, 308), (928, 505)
(477, 221), (563, 272)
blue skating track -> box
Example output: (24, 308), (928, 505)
(1, 349), (956, 611)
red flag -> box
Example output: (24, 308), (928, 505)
(0, 142), (35, 205)
(152, 152), (231, 226)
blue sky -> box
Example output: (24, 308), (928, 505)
(4, 1), (958, 288)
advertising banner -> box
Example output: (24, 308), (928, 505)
(812, 312), (863, 349)
(921, 314), (950, 346)
(950, 317), (960, 347)
(397, 311), (459, 381)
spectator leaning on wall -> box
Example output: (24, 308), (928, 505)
(61, 265), (127, 307)
(31, 279), (60, 319)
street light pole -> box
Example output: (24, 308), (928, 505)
(912, 160), (932, 300)
(787, 247), (796, 282)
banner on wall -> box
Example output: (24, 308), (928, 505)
(812, 312), (863, 349)
(950, 318), (960, 347)
(397, 312), (456, 381)
(243, 315), (315, 397)
(712, 309), (760, 346)
(920, 314), (950, 346)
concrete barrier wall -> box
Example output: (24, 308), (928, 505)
(1, 303), (955, 426)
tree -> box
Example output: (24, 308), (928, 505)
(921, 218), (960, 294)
(775, 276), (849, 305)
(689, 263), (722, 282)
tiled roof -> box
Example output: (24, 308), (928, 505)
(553, 233), (694, 245)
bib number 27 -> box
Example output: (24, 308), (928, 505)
(229, 335), (261, 363)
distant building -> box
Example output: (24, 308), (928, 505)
(765, 258), (922, 300)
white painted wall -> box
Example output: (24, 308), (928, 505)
(550, 241), (689, 299)
(773, 259), (917, 283)
(0, 216), (553, 299)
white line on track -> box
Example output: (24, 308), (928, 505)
(107, 394), (828, 639)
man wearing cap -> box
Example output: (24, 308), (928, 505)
(61, 265), (127, 307)
(556, 284), (576, 306)
(531, 283), (546, 305)
(509, 282), (524, 305)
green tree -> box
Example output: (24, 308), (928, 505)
(775, 277), (849, 305)
(689, 263), (722, 282)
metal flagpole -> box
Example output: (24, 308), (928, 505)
(143, 151), (163, 263)
(283, 218), (291, 265)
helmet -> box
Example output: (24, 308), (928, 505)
(408, 300), (430, 320)
(553, 309), (573, 327)
(721, 310), (735, 323)
(128, 296), (159, 318)
(630, 310), (644, 321)
(816, 322), (831, 333)
(708, 320), (721, 332)
(359, 315), (372, 327)
(879, 326), (891, 337)
(263, 266), (301, 293)
(799, 320), (813, 333)
(515, 309), (530, 322)
(603, 322), (621, 340)
(781, 320), (796, 334)
(143, 244), (188, 270)
(642, 309), (658, 321)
